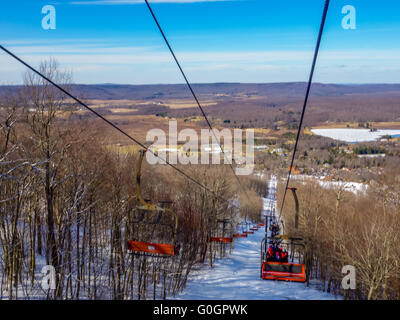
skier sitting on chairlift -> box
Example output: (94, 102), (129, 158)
(267, 246), (275, 261)
(266, 240), (277, 261)
(267, 242), (289, 263)
(278, 247), (289, 263)
(270, 222), (280, 237)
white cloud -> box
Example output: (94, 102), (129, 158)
(1, 41), (400, 84)
(5, 41), (400, 65)
(69, 0), (232, 5)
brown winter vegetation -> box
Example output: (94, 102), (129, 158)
(0, 60), (267, 300)
(3, 82), (400, 132)
(278, 179), (400, 300)
(2, 59), (400, 300)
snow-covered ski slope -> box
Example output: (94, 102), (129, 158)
(175, 176), (336, 300)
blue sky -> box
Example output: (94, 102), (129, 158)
(1, 0), (400, 84)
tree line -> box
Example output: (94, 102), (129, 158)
(0, 60), (265, 300)
(279, 179), (400, 300)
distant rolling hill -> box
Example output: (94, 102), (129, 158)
(2, 82), (400, 100)
(2, 83), (400, 127)
(69, 82), (400, 99)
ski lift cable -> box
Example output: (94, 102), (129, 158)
(0, 44), (236, 207)
(144, 0), (252, 202)
(279, 0), (330, 220)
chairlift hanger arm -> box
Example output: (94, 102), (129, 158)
(135, 149), (162, 212)
(135, 149), (178, 242)
(287, 187), (299, 230)
(279, 0), (330, 217)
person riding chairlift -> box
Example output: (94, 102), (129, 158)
(267, 246), (275, 261)
(280, 248), (288, 263)
(270, 222), (280, 237)
(266, 240), (276, 262)
(267, 244), (289, 263)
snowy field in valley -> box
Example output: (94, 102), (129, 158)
(174, 177), (337, 300)
(311, 128), (400, 143)
(291, 174), (368, 195)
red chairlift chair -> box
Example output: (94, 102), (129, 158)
(210, 219), (233, 243)
(260, 237), (306, 282)
(233, 221), (250, 238)
(260, 187), (306, 282)
(261, 261), (306, 282)
(127, 150), (179, 258)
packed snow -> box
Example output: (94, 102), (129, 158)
(311, 128), (400, 143)
(174, 176), (336, 300)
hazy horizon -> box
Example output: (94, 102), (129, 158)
(2, 81), (400, 87)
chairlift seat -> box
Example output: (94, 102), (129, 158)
(233, 233), (247, 238)
(127, 240), (177, 256)
(210, 237), (233, 243)
(261, 262), (306, 282)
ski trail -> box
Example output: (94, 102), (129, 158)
(174, 176), (336, 300)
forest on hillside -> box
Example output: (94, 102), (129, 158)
(0, 61), (265, 299)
